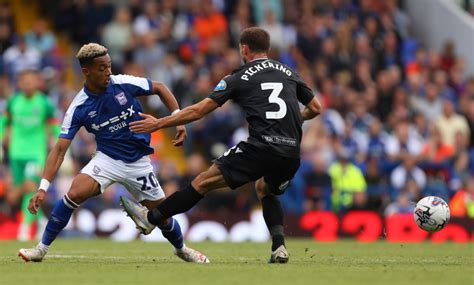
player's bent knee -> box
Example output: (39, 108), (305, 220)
(66, 190), (87, 205)
(67, 175), (101, 205)
(255, 179), (271, 200)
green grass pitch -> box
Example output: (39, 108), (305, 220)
(0, 239), (472, 285)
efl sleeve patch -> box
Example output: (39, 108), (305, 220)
(214, 79), (227, 91)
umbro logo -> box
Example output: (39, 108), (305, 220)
(88, 111), (97, 118)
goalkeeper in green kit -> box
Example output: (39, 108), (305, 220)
(4, 70), (60, 240)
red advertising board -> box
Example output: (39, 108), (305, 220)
(1, 209), (472, 242)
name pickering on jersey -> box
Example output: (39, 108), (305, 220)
(239, 60), (292, 81)
(209, 59), (314, 158)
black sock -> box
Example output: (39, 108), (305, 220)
(148, 184), (204, 225)
(261, 195), (285, 251)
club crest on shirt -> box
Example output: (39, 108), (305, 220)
(114, 92), (128, 105)
(93, 165), (101, 174)
(214, 79), (227, 91)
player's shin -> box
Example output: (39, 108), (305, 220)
(147, 184), (203, 225)
(158, 218), (184, 249)
(39, 194), (79, 250)
(261, 195), (285, 251)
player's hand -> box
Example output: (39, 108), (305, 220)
(28, 190), (46, 214)
(129, 113), (160, 133)
(172, 125), (186, 146)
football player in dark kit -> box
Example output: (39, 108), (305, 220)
(121, 27), (322, 263)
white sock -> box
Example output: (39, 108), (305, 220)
(37, 242), (50, 252)
(175, 243), (186, 252)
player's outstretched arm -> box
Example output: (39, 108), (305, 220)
(301, 97), (322, 121)
(130, 98), (219, 133)
(151, 81), (187, 146)
(28, 138), (72, 214)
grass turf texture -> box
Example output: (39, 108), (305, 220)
(0, 239), (472, 285)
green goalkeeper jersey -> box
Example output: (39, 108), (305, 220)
(6, 91), (57, 160)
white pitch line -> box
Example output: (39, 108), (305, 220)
(47, 254), (127, 259)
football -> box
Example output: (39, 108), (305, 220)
(413, 196), (450, 233)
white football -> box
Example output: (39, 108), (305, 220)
(413, 196), (450, 233)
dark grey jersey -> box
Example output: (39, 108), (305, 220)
(209, 58), (314, 158)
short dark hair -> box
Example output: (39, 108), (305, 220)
(239, 27), (270, 53)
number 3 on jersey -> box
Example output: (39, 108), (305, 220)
(262, 82), (286, 119)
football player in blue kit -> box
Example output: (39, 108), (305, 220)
(18, 43), (209, 263)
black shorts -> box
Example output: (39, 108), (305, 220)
(214, 141), (300, 194)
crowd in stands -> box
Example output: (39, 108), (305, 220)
(0, 0), (472, 222)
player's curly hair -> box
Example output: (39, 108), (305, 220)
(76, 43), (108, 67)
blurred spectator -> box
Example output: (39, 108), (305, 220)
(83, 0), (114, 43)
(280, 169), (306, 214)
(451, 131), (471, 182)
(385, 0), (410, 39)
(193, 0), (228, 53)
(251, 0), (283, 24)
(364, 157), (388, 204)
(390, 155), (426, 198)
(366, 118), (388, 160)
(178, 152), (208, 189)
(157, 160), (180, 197)
(390, 85), (411, 122)
(421, 125), (454, 165)
(0, 22), (13, 54)
(260, 10), (286, 52)
(347, 99), (374, 135)
(2, 36), (41, 81)
(413, 111), (429, 139)
(448, 61), (466, 96)
(297, 19), (321, 64)
(133, 1), (162, 39)
(384, 192), (415, 216)
(24, 19), (56, 56)
(303, 155), (332, 211)
(351, 58), (374, 92)
(328, 150), (367, 212)
(440, 40), (457, 72)
(352, 32), (374, 66)
(410, 82), (443, 122)
(337, 119), (367, 164)
(435, 99), (470, 147)
(463, 98), (474, 149)
(384, 120), (423, 164)
(375, 30), (402, 73)
(102, 6), (134, 69)
(449, 177), (474, 218)
(229, 0), (252, 46)
(432, 69), (456, 102)
(133, 32), (166, 77)
(375, 70), (395, 121)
